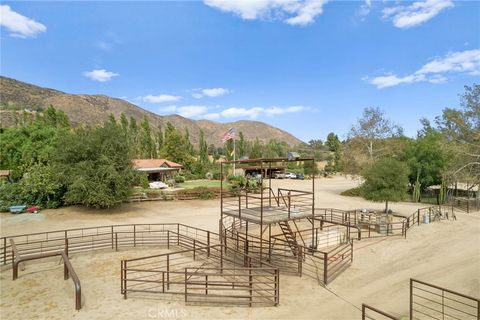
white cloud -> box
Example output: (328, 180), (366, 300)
(416, 49), (480, 76)
(204, 0), (328, 26)
(366, 49), (480, 89)
(158, 105), (178, 113)
(221, 107), (264, 119)
(264, 105), (308, 116)
(177, 105), (208, 118)
(203, 113), (221, 120)
(192, 87), (230, 98)
(0, 5), (46, 38)
(368, 74), (425, 89)
(96, 41), (112, 51)
(157, 103), (309, 119)
(83, 69), (119, 82)
(382, 0), (453, 29)
(220, 105), (309, 119)
(141, 94), (181, 103)
(357, 0), (372, 18)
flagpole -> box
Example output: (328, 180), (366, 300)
(233, 135), (236, 176)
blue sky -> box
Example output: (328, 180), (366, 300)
(1, 1), (479, 142)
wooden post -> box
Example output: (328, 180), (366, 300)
(65, 238), (69, 258)
(111, 226), (114, 249)
(167, 230), (170, 249)
(115, 232), (118, 252)
(133, 225), (136, 247)
(12, 249), (16, 280)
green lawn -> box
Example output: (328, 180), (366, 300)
(178, 180), (223, 189)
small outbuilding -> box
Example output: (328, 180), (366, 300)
(132, 159), (183, 182)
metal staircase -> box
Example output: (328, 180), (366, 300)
(278, 221), (299, 256)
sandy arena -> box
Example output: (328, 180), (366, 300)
(1, 176), (479, 320)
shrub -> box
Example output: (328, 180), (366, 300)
(340, 186), (363, 197)
(0, 182), (24, 212)
(175, 175), (185, 183)
(19, 163), (65, 208)
(167, 179), (177, 187)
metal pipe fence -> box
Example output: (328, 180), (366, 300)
(362, 304), (399, 320)
(1, 223), (218, 267)
(121, 243), (279, 306)
(10, 239), (82, 310)
(410, 278), (479, 320)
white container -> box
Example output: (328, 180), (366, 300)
(423, 213), (430, 224)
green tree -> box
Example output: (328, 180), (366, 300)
(139, 116), (156, 158)
(362, 158), (410, 212)
(434, 84), (479, 189)
(19, 163), (65, 208)
(237, 132), (247, 158)
(57, 124), (134, 208)
(155, 125), (164, 156)
(402, 132), (449, 192)
(348, 107), (403, 160)
(162, 123), (194, 170)
(198, 130), (209, 164)
(326, 133), (340, 152)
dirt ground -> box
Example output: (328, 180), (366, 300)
(0, 176), (479, 320)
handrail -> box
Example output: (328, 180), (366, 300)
(411, 278), (480, 302)
(362, 303), (399, 320)
(10, 239), (82, 310)
(1, 223), (218, 265)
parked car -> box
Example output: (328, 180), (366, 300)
(149, 181), (168, 189)
(295, 173), (305, 180)
(274, 173), (286, 179)
(285, 172), (296, 179)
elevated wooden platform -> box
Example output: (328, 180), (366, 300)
(222, 206), (313, 224)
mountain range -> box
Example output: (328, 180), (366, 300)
(0, 76), (302, 147)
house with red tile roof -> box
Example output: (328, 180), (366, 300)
(132, 159), (183, 181)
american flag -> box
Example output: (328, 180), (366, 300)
(222, 127), (236, 143)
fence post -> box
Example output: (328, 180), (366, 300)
(111, 226), (114, 250)
(362, 304), (366, 320)
(167, 230), (170, 249)
(133, 225), (136, 247)
(417, 210), (420, 226)
(323, 252), (328, 285)
(65, 238), (69, 257)
(193, 240), (196, 260)
(167, 255), (170, 290)
(275, 268), (280, 306)
(184, 269), (187, 303)
(115, 233), (118, 252)
(177, 225), (180, 245)
(123, 260), (127, 299)
(288, 191), (291, 219)
(3, 237), (6, 265)
(207, 231), (210, 257)
(410, 279), (413, 320)
(12, 249), (17, 280)
(249, 268), (253, 307)
(297, 247), (302, 277)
